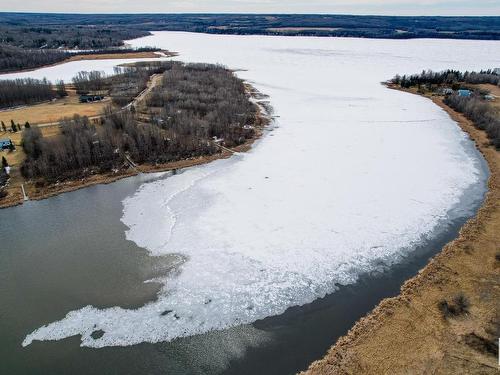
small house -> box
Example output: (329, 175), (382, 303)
(79, 95), (92, 103)
(79, 94), (106, 103)
(439, 87), (453, 96)
(484, 94), (495, 101)
(0, 138), (13, 150)
(458, 89), (472, 97)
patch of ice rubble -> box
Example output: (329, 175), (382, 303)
(23, 32), (496, 348)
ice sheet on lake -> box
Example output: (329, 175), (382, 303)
(23, 32), (498, 347)
(0, 57), (167, 82)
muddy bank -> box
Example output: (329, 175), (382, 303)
(302, 88), (500, 374)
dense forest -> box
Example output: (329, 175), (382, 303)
(0, 18), (150, 72)
(391, 69), (500, 149)
(0, 23), (147, 50)
(21, 112), (213, 181)
(71, 61), (175, 105)
(108, 61), (176, 106)
(0, 78), (56, 108)
(0, 44), (68, 73)
(21, 62), (258, 181)
(1, 13), (499, 40)
(444, 95), (500, 149)
(148, 63), (257, 147)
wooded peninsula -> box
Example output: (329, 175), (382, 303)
(0, 61), (269, 207)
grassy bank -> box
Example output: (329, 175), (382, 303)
(302, 87), (499, 374)
(0, 88), (110, 125)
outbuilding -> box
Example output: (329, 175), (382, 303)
(0, 138), (13, 150)
(458, 89), (472, 97)
(439, 87), (454, 95)
(79, 94), (106, 103)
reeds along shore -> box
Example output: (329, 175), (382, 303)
(302, 89), (500, 375)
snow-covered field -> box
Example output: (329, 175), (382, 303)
(23, 32), (498, 347)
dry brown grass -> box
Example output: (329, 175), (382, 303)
(0, 89), (109, 126)
(477, 84), (500, 110)
(0, 125), (62, 168)
(0, 89), (110, 169)
(65, 51), (161, 62)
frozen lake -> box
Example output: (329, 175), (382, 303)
(11, 33), (499, 350)
(0, 57), (165, 81)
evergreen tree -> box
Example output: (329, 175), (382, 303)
(1, 156), (8, 168)
(25, 121), (31, 129)
(10, 120), (17, 132)
(1, 121), (6, 132)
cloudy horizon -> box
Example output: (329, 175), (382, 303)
(0, 0), (499, 16)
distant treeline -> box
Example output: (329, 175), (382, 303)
(0, 78), (56, 108)
(392, 69), (500, 89)
(0, 44), (161, 74)
(21, 62), (258, 181)
(0, 13), (498, 41)
(0, 23), (147, 50)
(0, 44), (67, 73)
(0, 76), (68, 109)
(0, 13), (498, 74)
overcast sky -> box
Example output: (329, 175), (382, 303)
(0, 0), (499, 16)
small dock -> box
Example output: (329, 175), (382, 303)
(21, 184), (28, 201)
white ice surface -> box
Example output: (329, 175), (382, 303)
(23, 33), (498, 347)
(0, 57), (167, 82)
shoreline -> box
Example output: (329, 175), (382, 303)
(0, 50), (176, 76)
(303, 86), (499, 374)
(0, 93), (270, 209)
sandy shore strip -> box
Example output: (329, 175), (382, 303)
(302, 87), (500, 374)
